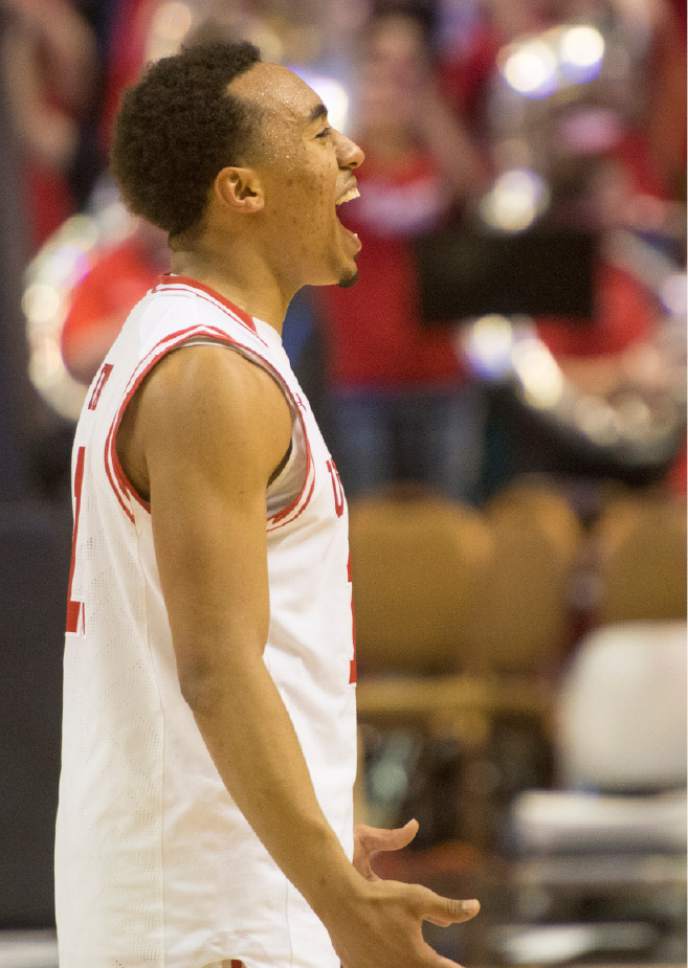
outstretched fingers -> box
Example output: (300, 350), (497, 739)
(353, 818), (420, 880)
(413, 886), (480, 928)
(358, 818), (420, 854)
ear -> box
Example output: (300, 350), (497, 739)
(213, 166), (265, 214)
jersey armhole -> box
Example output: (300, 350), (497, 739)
(106, 329), (312, 524)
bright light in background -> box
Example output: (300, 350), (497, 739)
(23, 209), (137, 421)
(560, 25), (605, 68)
(462, 315), (515, 379)
(659, 273), (687, 316)
(499, 24), (606, 97)
(573, 396), (620, 445)
(512, 339), (564, 409)
(479, 169), (550, 232)
(499, 40), (558, 98)
(22, 284), (63, 327)
(291, 69), (350, 133)
(559, 24), (605, 82)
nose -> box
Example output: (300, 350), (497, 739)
(336, 131), (365, 171)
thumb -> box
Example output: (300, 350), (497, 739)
(359, 818), (420, 854)
(416, 887), (480, 927)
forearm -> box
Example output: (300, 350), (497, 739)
(184, 649), (360, 919)
(418, 92), (486, 197)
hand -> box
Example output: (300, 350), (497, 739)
(326, 876), (480, 968)
(353, 818), (420, 880)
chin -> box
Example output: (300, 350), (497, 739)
(337, 269), (359, 288)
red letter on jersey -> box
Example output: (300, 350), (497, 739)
(65, 446), (86, 634)
(326, 459), (345, 518)
(88, 362), (113, 411)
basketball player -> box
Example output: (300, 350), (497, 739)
(54, 42), (479, 968)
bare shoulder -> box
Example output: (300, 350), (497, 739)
(120, 343), (293, 496)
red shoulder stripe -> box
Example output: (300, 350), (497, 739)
(106, 325), (314, 528)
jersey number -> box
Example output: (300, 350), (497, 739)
(66, 362), (114, 633)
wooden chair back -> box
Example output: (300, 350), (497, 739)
(349, 493), (492, 675)
(594, 495), (686, 624)
(467, 484), (583, 675)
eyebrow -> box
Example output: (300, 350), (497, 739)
(307, 103), (328, 125)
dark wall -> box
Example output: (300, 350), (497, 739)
(0, 500), (71, 926)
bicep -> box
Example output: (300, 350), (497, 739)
(151, 451), (271, 683)
(140, 346), (291, 687)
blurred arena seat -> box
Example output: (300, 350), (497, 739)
(351, 490), (553, 847)
(593, 494), (686, 623)
(350, 490), (492, 676)
(467, 481), (583, 676)
(501, 619), (687, 965)
(556, 620), (686, 793)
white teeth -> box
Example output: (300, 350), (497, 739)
(336, 187), (361, 206)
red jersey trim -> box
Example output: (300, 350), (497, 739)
(104, 421), (136, 522)
(105, 324), (314, 530)
(154, 274), (266, 343)
(104, 324), (212, 518)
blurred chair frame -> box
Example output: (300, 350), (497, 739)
(350, 485), (580, 846)
(592, 492), (687, 625)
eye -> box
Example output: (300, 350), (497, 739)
(316, 126), (332, 140)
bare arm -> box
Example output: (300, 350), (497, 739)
(124, 344), (479, 967)
(414, 79), (488, 199)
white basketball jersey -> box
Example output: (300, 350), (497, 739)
(55, 275), (357, 968)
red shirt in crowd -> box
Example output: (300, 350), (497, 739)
(320, 150), (466, 390)
(536, 262), (655, 358)
(61, 234), (159, 380)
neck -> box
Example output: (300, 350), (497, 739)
(169, 238), (295, 336)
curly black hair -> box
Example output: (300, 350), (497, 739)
(111, 42), (261, 238)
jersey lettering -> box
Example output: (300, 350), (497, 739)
(88, 362), (113, 411)
(326, 459), (345, 518)
(65, 446), (86, 634)
(347, 554), (357, 684)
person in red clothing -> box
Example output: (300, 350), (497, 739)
(320, 4), (487, 501)
(439, 0), (685, 200)
(61, 220), (167, 383)
(2, 0), (97, 249)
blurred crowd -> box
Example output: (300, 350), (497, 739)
(1, 0), (686, 509)
(0, 2), (685, 959)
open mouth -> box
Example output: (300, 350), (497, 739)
(335, 185), (362, 252)
(335, 186), (361, 207)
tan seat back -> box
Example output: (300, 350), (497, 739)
(468, 485), (582, 675)
(349, 494), (492, 674)
(595, 496), (687, 624)
(487, 479), (582, 568)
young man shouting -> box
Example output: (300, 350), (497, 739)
(55, 41), (479, 968)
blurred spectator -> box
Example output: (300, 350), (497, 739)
(438, 0), (558, 134)
(482, 149), (681, 492)
(1, 0), (98, 248)
(319, 4), (488, 502)
(434, 0), (685, 496)
(99, 0), (297, 151)
(535, 155), (660, 385)
(640, 0), (686, 198)
(60, 219), (167, 383)
(440, 0), (685, 200)
(99, 0), (175, 151)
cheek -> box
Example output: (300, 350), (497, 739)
(296, 171), (334, 235)
(269, 152), (337, 243)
